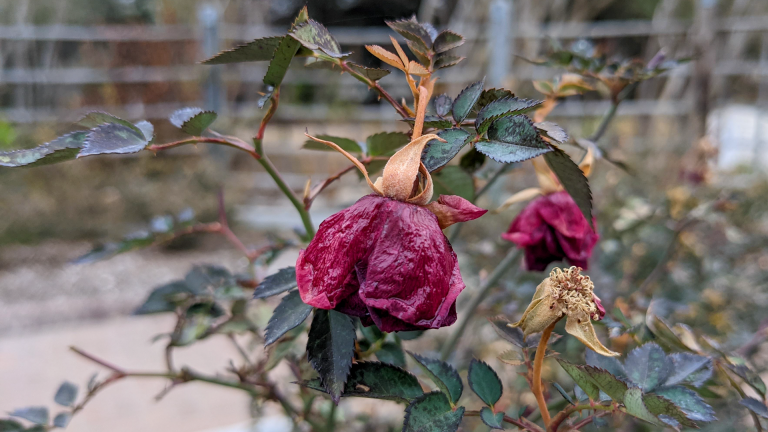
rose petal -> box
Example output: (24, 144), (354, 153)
(425, 195), (488, 229)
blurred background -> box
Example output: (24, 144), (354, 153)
(1, 0), (768, 431)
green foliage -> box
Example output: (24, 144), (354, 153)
(452, 80), (484, 124)
(169, 108), (218, 136)
(458, 148), (486, 173)
(306, 309), (356, 404)
(253, 267), (298, 299)
(472, 88), (515, 114)
(408, 352), (463, 405)
(535, 121), (569, 143)
(468, 359), (502, 407)
(432, 166), (474, 201)
(366, 132), (410, 157)
(290, 19), (346, 58)
(476, 116), (552, 164)
(545, 148), (593, 227)
(433, 31), (464, 53)
(405, 116), (453, 129)
(52, 413), (71, 428)
(345, 63), (390, 81)
(8, 408), (48, 425)
(740, 398), (768, 419)
(624, 343), (672, 392)
(0, 131), (85, 168)
(403, 392), (464, 432)
(53, 382), (78, 407)
(474, 97), (542, 134)
(422, 128), (471, 172)
(433, 94), (452, 117)
(557, 360), (601, 400)
(202, 36), (286, 64)
(488, 316), (526, 348)
(375, 342), (406, 367)
(480, 406), (504, 429)
(303, 362), (424, 403)
(75, 209), (197, 263)
(654, 386), (716, 422)
(264, 290), (312, 346)
(0, 420), (25, 432)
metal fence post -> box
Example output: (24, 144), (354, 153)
(487, 0), (512, 88)
(198, 3), (221, 114)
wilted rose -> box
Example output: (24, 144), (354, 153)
(297, 194), (485, 332)
(502, 191), (598, 271)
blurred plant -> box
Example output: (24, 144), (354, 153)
(1, 10), (765, 432)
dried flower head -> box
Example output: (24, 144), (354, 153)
(511, 266), (617, 356)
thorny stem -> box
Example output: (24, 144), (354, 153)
(533, 322), (557, 427)
(440, 248), (523, 361)
(339, 60), (410, 119)
(463, 410), (544, 432)
(147, 137), (257, 156)
(252, 89), (316, 239)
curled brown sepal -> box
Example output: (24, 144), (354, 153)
(303, 132), (383, 196)
(425, 195), (488, 229)
(510, 266), (618, 357)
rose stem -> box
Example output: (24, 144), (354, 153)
(439, 248), (522, 361)
(533, 321), (557, 427)
(338, 60), (410, 119)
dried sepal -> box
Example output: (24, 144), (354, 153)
(382, 134), (440, 203)
(425, 195), (488, 229)
(495, 187), (542, 212)
(532, 156), (562, 194)
(304, 133), (382, 195)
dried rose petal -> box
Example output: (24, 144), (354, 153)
(425, 195), (488, 229)
(502, 191), (598, 271)
(297, 194), (482, 332)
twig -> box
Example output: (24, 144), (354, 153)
(588, 82), (638, 143)
(566, 410), (611, 431)
(440, 248), (523, 360)
(463, 410), (544, 432)
(303, 156), (389, 210)
(227, 334), (253, 366)
(547, 403), (613, 432)
(147, 137), (257, 157)
(339, 60), (410, 119)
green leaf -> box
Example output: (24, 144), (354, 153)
(386, 17), (433, 53)
(403, 392), (464, 432)
(480, 406), (504, 429)
(459, 148), (486, 173)
(643, 392), (698, 428)
(404, 116), (454, 130)
(302, 135), (362, 154)
(133, 281), (195, 315)
(476, 116), (552, 164)
(665, 353), (712, 388)
(345, 62), (391, 81)
(646, 315), (692, 353)
(432, 166), (474, 201)
(0, 420), (24, 432)
(53, 412), (72, 428)
(302, 361), (424, 403)
(544, 148), (593, 228)
(472, 89), (515, 114)
(169, 107), (218, 136)
(376, 342), (406, 367)
(171, 301), (224, 346)
(406, 40), (432, 65)
(397, 330), (425, 340)
(582, 365), (628, 402)
(624, 343), (672, 392)
(408, 352), (463, 405)
(488, 316), (525, 348)
(535, 121), (568, 143)
(740, 397), (768, 419)
(623, 387), (666, 427)
(263, 35), (301, 87)
(202, 36), (283, 64)
(654, 386), (716, 422)
(557, 360), (600, 401)
(264, 290), (312, 346)
(475, 97), (543, 134)
(727, 363), (767, 398)
(9, 407), (48, 425)
(80, 123), (149, 157)
(452, 79), (484, 124)
(359, 322), (383, 343)
(468, 359), (502, 407)
(77, 111), (143, 136)
(53, 381), (78, 407)
(553, 382), (576, 405)
(184, 265), (234, 293)
(433, 31), (465, 53)
(134, 120), (155, 143)
(421, 128), (471, 172)
(307, 309), (356, 404)
(253, 267), (298, 299)
(434, 54), (464, 70)
(0, 131), (85, 168)
(290, 19), (345, 58)
(367, 132), (410, 157)
(433, 94), (452, 117)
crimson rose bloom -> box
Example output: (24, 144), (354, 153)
(502, 191), (598, 271)
(297, 194), (485, 332)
